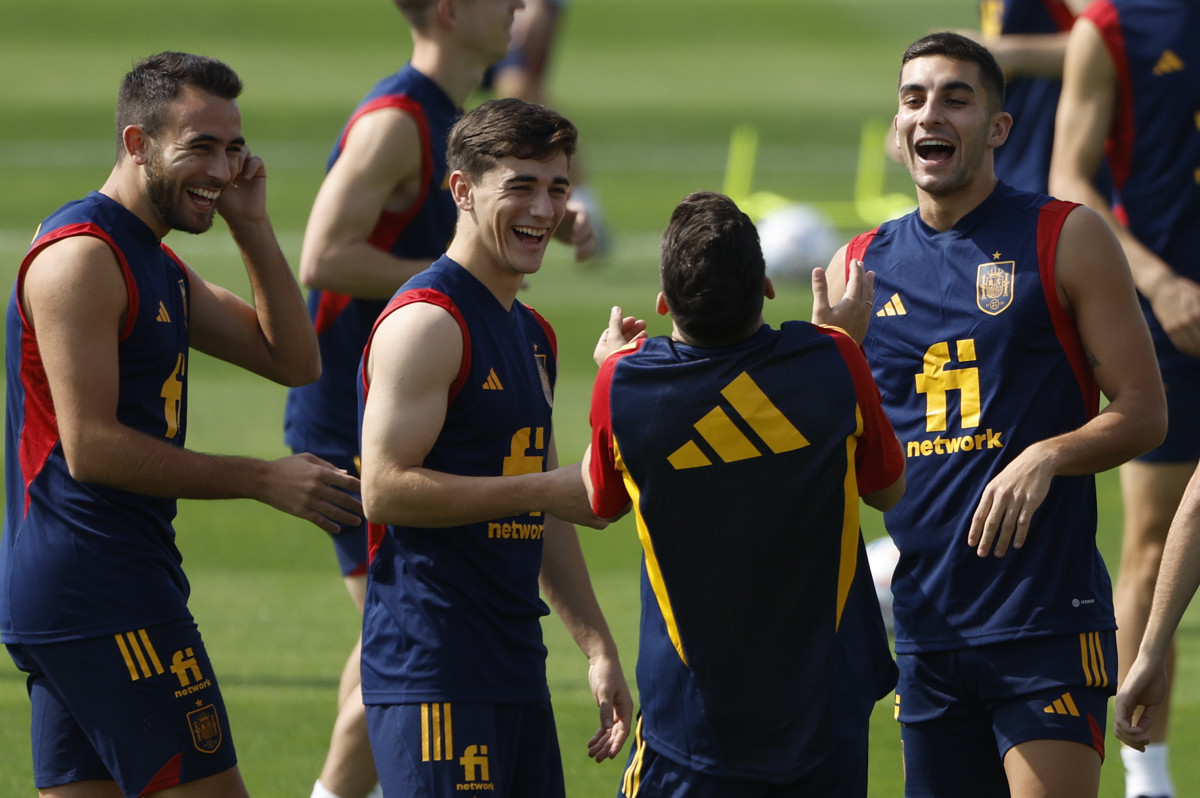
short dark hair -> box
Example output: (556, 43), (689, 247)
(901, 31), (1006, 112)
(659, 191), (766, 347)
(115, 52), (243, 157)
(447, 98), (577, 182)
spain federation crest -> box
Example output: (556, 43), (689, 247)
(534, 350), (553, 408)
(977, 260), (1015, 316)
(188, 702), (223, 753)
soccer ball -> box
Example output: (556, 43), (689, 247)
(865, 535), (900, 634)
(756, 203), (838, 281)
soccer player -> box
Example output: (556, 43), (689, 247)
(356, 97), (632, 798)
(282, 2), (601, 795)
(1049, 4), (1200, 795)
(1, 52), (363, 798)
(583, 190), (905, 797)
(821, 31), (1166, 798)
(969, 0), (1094, 194)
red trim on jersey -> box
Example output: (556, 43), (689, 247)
(1036, 200), (1100, 417)
(844, 228), (881, 281)
(313, 291), (353, 337)
(588, 339), (648, 519)
(142, 751), (183, 795)
(819, 326), (905, 496)
(339, 95), (435, 252)
(1044, 0), (1078, 32)
(1086, 0), (1135, 189)
(314, 95), (437, 337)
(359, 287), (473, 565)
(15, 223), (143, 516)
(523, 303), (559, 362)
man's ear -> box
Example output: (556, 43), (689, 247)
(656, 292), (669, 316)
(449, 170), (473, 211)
(122, 125), (151, 165)
(764, 276), (776, 300)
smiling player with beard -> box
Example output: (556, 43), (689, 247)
(1, 52), (363, 798)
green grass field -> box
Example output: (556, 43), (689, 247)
(2, 0), (1199, 794)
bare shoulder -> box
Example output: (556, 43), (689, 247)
(23, 234), (126, 321)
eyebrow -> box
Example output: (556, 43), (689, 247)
(184, 133), (246, 148)
(505, 174), (570, 187)
(900, 79), (977, 95)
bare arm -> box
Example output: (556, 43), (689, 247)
(1115, 462), (1200, 749)
(1049, 17), (1200, 356)
(968, 206), (1166, 556)
(359, 302), (606, 528)
(539, 444), (632, 762)
(299, 108), (437, 299)
(188, 151), (320, 386)
(23, 237), (362, 533)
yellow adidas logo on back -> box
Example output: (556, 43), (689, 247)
(668, 372), (809, 469)
(156, 301), (171, 323)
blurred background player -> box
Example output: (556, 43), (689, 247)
(357, 97), (631, 797)
(1049, 3), (1200, 796)
(826, 31), (1165, 797)
(483, 0), (608, 258)
(964, 0), (1094, 194)
(585, 191), (904, 797)
(281, 1), (600, 795)
(1, 52), (362, 798)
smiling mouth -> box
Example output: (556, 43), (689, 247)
(915, 138), (955, 162)
(187, 186), (221, 206)
(513, 225), (547, 243)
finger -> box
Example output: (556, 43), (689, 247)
(608, 306), (625, 339)
(843, 259), (864, 302)
(811, 266), (829, 312)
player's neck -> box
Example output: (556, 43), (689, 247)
(916, 174), (999, 232)
(410, 39), (491, 108)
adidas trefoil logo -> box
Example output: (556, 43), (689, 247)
(156, 301), (172, 323)
(1042, 692), (1080, 717)
(482, 368), (504, 391)
(1153, 49), (1185, 76)
(876, 293), (907, 317)
(668, 372), (809, 470)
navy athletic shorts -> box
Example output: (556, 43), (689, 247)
(896, 631), (1115, 798)
(366, 700), (564, 798)
(6, 620), (237, 794)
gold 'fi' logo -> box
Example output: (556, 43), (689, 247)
(977, 260), (1014, 316)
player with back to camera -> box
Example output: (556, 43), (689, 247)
(1049, 3), (1200, 796)
(1, 52), (362, 798)
(282, 1), (602, 796)
(583, 190), (905, 797)
(820, 31), (1166, 798)
(356, 97), (632, 798)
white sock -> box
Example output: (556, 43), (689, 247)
(1122, 743), (1174, 798)
(310, 779), (343, 798)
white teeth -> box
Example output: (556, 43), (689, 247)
(513, 226), (545, 238)
(918, 138), (953, 148)
(189, 187), (220, 200)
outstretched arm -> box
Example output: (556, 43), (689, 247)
(540, 444), (632, 762)
(1115, 462), (1200, 749)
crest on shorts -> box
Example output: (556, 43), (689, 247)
(977, 260), (1015, 316)
(188, 702), (223, 753)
